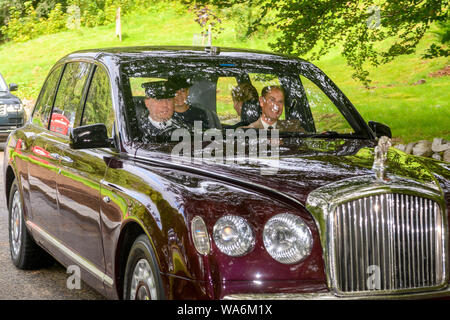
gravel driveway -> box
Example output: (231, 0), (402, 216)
(0, 151), (104, 300)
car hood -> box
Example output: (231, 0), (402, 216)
(135, 138), (445, 206)
(0, 91), (21, 104)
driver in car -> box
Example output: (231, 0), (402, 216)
(141, 80), (191, 141)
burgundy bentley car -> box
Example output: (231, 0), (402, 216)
(3, 46), (449, 300)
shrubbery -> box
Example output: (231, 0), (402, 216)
(0, 0), (154, 42)
(219, 2), (278, 42)
(0, 0), (277, 44)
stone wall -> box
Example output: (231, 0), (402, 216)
(394, 138), (450, 162)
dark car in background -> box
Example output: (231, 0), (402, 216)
(0, 73), (25, 147)
(3, 46), (449, 300)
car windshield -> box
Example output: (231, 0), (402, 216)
(120, 57), (365, 144)
(0, 74), (8, 92)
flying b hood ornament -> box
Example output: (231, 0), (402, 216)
(372, 136), (391, 181)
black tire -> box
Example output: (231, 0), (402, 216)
(8, 179), (53, 269)
(123, 234), (164, 300)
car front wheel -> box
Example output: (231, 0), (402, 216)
(123, 234), (164, 300)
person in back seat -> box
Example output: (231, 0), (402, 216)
(231, 82), (259, 118)
(170, 77), (210, 129)
(227, 82), (260, 129)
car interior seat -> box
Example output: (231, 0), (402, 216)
(133, 96), (148, 126)
(188, 80), (221, 129)
(240, 99), (261, 125)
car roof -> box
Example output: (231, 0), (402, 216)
(62, 46), (306, 64)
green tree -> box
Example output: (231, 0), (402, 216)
(185, 0), (449, 86)
(422, 19), (450, 58)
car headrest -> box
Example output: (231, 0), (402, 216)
(240, 99), (261, 125)
(133, 96), (149, 120)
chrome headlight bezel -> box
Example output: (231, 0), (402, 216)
(213, 215), (255, 257)
(263, 213), (313, 264)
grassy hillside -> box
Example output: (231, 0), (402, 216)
(2, 1), (448, 143)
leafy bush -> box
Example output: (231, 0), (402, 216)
(42, 3), (67, 34)
(422, 19), (450, 59)
(1, 2), (41, 42)
(1, 2), (68, 42)
(202, 1), (278, 42)
(0, 0), (160, 42)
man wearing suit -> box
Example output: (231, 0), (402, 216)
(243, 85), (305, 132)
(140, 80), (191, 142)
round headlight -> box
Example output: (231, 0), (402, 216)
(191, 216), (210, 255)
(213, 215), (255, 256)
(263, 213), (312, 264)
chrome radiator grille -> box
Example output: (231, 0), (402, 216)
(332, 193), (445, 294)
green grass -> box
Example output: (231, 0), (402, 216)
(1, 2), (448, 143)
(312, 31), (450, 143)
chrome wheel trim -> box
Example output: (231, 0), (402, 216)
(130, 258), (157, 300)
(10, 190), (22, 258)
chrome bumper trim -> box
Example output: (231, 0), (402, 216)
(223, 286), (450, 300)
(26, 221), (114, 288)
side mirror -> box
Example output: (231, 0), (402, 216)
(69, 123), (112, 149)
(368, 121), (392, 138)
(9, 83), (18, 91)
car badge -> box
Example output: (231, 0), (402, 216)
(373, 136), (391, 181)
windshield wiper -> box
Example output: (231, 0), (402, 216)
(279, 131), (340, 138)
(310, 131), (340, 138)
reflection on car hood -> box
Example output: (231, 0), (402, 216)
(0, 92), (21, 104)
(137, 138), (445, 205)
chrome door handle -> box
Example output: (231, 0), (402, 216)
(49, 153), (73, 163)
(50, 153), (61, 160)
(60, 155), (73, 163)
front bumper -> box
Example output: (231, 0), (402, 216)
(224, 286), (450, 300)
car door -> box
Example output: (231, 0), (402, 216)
(52, 63), (116, 287)
(26, 65), (64, 239)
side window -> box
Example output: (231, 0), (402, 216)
(32, 65), (63, 129)
(300, 76), (354, 134)
(82, 66), (115, 136)
(50, 62), (91, 135)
